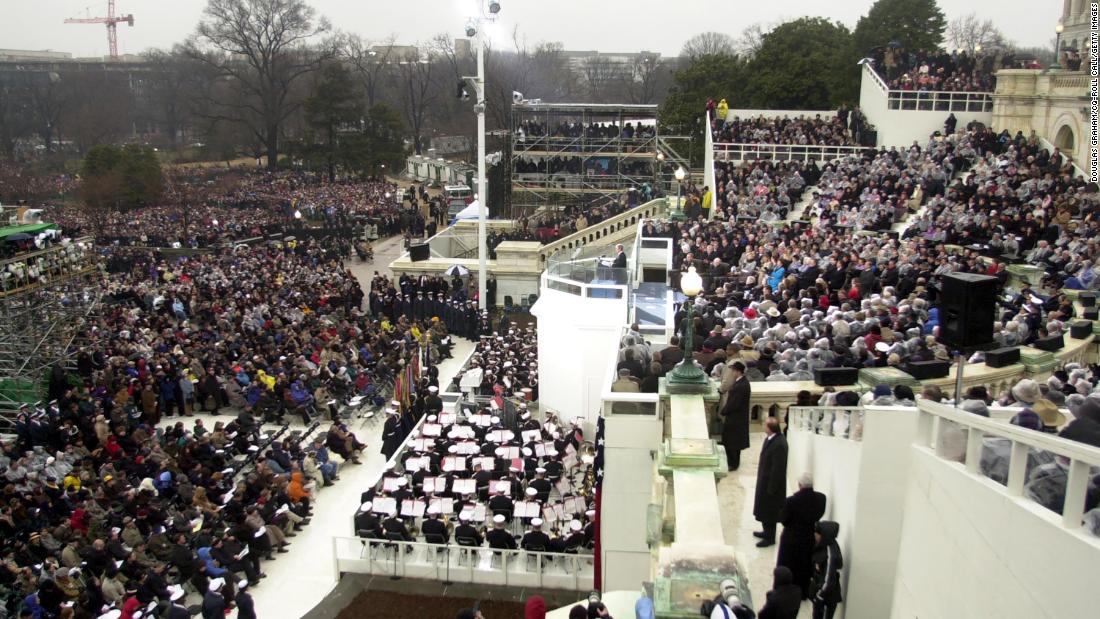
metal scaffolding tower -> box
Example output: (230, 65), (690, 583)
(510, 102), (691, 217)
(0, 237), (102, 420)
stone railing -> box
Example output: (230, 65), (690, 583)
(916, 399), (1100, 533)
(748, 333), (1096, 420)
(537, 198), (668, 266)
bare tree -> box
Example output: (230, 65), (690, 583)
(736, 23), (770, 58)
(622, 52), (672, 104)
(680, 31), (737, 59)
(185, 0), (335, 169)
(394, 49), (439, 155)
(344, 33), (397, 109)
(946, 13), (1010, 52)
(581, 56), (616, 102)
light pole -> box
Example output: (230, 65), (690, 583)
(669, 166), (687, 221)
(1053, 23), (1064, 69)
(665, 266), (709, 394)
(463, 1), (499, 311)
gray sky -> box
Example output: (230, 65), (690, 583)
(5, 0), (1060, 58)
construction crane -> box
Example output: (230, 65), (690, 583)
(64, 0), (135, 60)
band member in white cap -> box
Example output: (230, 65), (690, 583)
(487, 514), (517, 550)
(489, 481), (514, 518)
(166, 585), (189, 619)
(425, 385), (443, 416)
(521, 517), (552, 551)
(454, 512), (483, 546)
(354, 502), (382, 538)
(529, 467), (552, 503)
(421, 503), (450, 543)
(236, 579), (257, 619)
(202, 577), (226, 619)
(551, 519), (586, 553)
(381, 407), (403, 459)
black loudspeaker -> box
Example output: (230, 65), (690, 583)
(1080, 292), (1097, 307)
(904, 360), (951, 379)
(939, 272), (998, 349)
(1084, 308), (1099, 321)
(1070, 321), (1092, 339)
(1033, 334), (1064, 351)
(813, 367), (859, 386)
(409, 243), (430, 262)
(985, 347), (1020, 368)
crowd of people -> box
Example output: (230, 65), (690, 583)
(43, 171), (414, 249)
(710, 110), (871, 148)
(713, 159), (819, 222)
(515, 120), (656, 141)
(0, 211), (481, 616)
(625, 127), (1096, 394)
(455, 325), (539, 402)
(870, 47), (998, 92)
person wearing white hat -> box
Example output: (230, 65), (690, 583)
(166, 584), (189, 619)
(421, 503), (450, 543)
(236, 579), (257, 619)
(354, 502), (382, 538)
(202, 578), (227, 619)
(521, 517), (552, 551)
(487, 513), (517, 550)
(489, 481), (514, 518)
(551, 519), (586, 553)
(529, 467), (551, 503)
(425, 385), (443, 416)
(381, 407), (403, 459)
(454, 511), (484, 546)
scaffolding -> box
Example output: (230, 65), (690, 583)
(510, 102), (690, 217)
(0, 237), (102, 421)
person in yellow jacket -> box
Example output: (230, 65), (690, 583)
(716, 98), (729, 128)
(256, 369), (276, 390)
(702, 186), (713, 219)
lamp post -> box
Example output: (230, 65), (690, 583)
(1053, 23), (1064, 69)
(666, 266), (710, 393)
(669, 166), (687, 221)
(463, 2), (498, 311)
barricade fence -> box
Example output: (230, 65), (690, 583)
(332, 536), (594, 592)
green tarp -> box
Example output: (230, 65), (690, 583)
(0, 222), (58, 239)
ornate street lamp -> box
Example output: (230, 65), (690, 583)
(665, 266), (710, 394)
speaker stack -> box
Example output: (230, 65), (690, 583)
(1070, 321), (1092, 339)
(938, 272), (998, 350)
(409, 243), (430, 262)
(903, 360), (951, 379)
(985, 347), (1021, 368)
(1033, 333), (1064, 352)
(813, 367), (859, 387)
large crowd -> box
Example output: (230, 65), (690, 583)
(709, 105), (877, 149)
(515, 120), (656, 141)
(627, 126), (1096, 393)
(40, 171), (416, 248)
(870, 47), (998, 92)
(0, 212), (487, 617)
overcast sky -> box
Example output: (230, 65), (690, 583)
(4, 0), (1061, 58)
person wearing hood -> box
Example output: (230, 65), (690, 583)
(1059, 398), (1100, 447)
(758, 566), (802, 619)
(809, 521), (843, 619)
(525, 595), (547, 619)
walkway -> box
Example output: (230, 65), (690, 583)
(717, 431), (813, 618)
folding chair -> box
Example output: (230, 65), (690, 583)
(524, 545), (546, 572)
(456, 536), (479, 566)
(424, 533), (448, 563)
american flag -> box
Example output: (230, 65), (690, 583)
(593, 415), (605, 591)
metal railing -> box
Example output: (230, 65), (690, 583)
(333, 536), (594, 592)
(713, 143), (874, 163)
(916, 400), (1100, 536)
(863, 64), (994, 112)
(788, 406), (865, 441)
